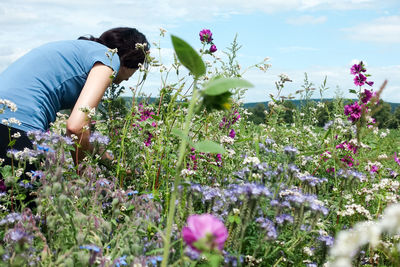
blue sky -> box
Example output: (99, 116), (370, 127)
(1, 0), (399, 103)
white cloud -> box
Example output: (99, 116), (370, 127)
(286, 15), (327, 25)
(343, 15), (400, 43)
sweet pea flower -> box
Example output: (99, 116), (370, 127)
(199, 29), (213, 43)
(182, 214), (228, 252)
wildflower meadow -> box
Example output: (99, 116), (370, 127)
(1, 29), (400, 267)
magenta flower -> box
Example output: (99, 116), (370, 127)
(366, 81), (374, 86)
(350, 63), (366, 75)
(370, 165), (379, 173)
(229, 129), (236, 139)
(354, 74), (367, 86)
(395, 152), (400, 166)
(182, 214), (228, 252)
(199, 29), (213, 43)
(361, 89), (373, 104)
(344, 101), (362, 122)
(210, 44), (217, 53)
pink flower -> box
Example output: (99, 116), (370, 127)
(350, 63), (366, 75)
(229, 129), (236, 139)
(182, 214), (228, 252)
(199, 29), (213, 43)
(210, 44), (217, 53)
(370, 165), (379, 173)
(344, 101), (362, 123)
(354, 74), (367, 86)
(361, 89), (373, 104)
(395, 152), (400, 166)
(366, 81), (374, 86)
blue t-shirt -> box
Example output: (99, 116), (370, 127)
(0, 40), (120, 132)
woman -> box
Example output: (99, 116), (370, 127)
(0, 27), (149, 168)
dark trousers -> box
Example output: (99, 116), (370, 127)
(0, 123), (34, 191)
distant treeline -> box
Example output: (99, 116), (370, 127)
(244, 99), (400, 111)
(245, 99), (400, 129)
(116, 97), (400, 129)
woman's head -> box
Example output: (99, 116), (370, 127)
(79, 27), (149, 69)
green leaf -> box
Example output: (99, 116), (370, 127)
(7, 139), (16, 147)
(171, 35), (206, 78)
(194, 140), (225, 154)
(349, 89), (357, 94)
(203, 77), (253, 96)
(171, 128), (194, 146)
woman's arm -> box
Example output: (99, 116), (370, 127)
(66, 62), (114, 165)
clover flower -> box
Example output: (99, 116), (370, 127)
(199, 29), (213, 43)
(182, 214), (228, 252)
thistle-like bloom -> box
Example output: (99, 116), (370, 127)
(199, 29), (213, 43)
(354, 74), (367, 86)
(182, 214), (228, 252)
(210, 44), (217, 53)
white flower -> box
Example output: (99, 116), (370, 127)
(12, 132), (21, 139)
(220, 136), (235, 145)
(181, 169), (196, 177)
(243, 156), (260, 165)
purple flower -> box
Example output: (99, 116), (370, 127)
(199, 29), (213, 43)
(354, 74), (367, 86)
(350, 63), (366, 75)
(229, 129), (236, 139)
(361, 89), (373, 104)
(182, 214), (228, 252)
(318, 233), (334, 247)
(255, 217), (277, 239)
(344, 101), (362, 123)
(89, 131), (110, 145)
(275, 214), (294, 225)
(370, 165), (379, 173)
(366, 81), (374, 86)
(210, 44), (217, 53)
(395, 152), (400, 166)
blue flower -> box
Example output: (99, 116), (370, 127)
(115, 255), (127, 267)
(80, 245), (100, 253)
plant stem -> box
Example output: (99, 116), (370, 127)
(161, 84), (199, 267)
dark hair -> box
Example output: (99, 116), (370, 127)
(79, 27), (149, 69)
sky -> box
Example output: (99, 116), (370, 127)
(1, 0), (400, 103)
